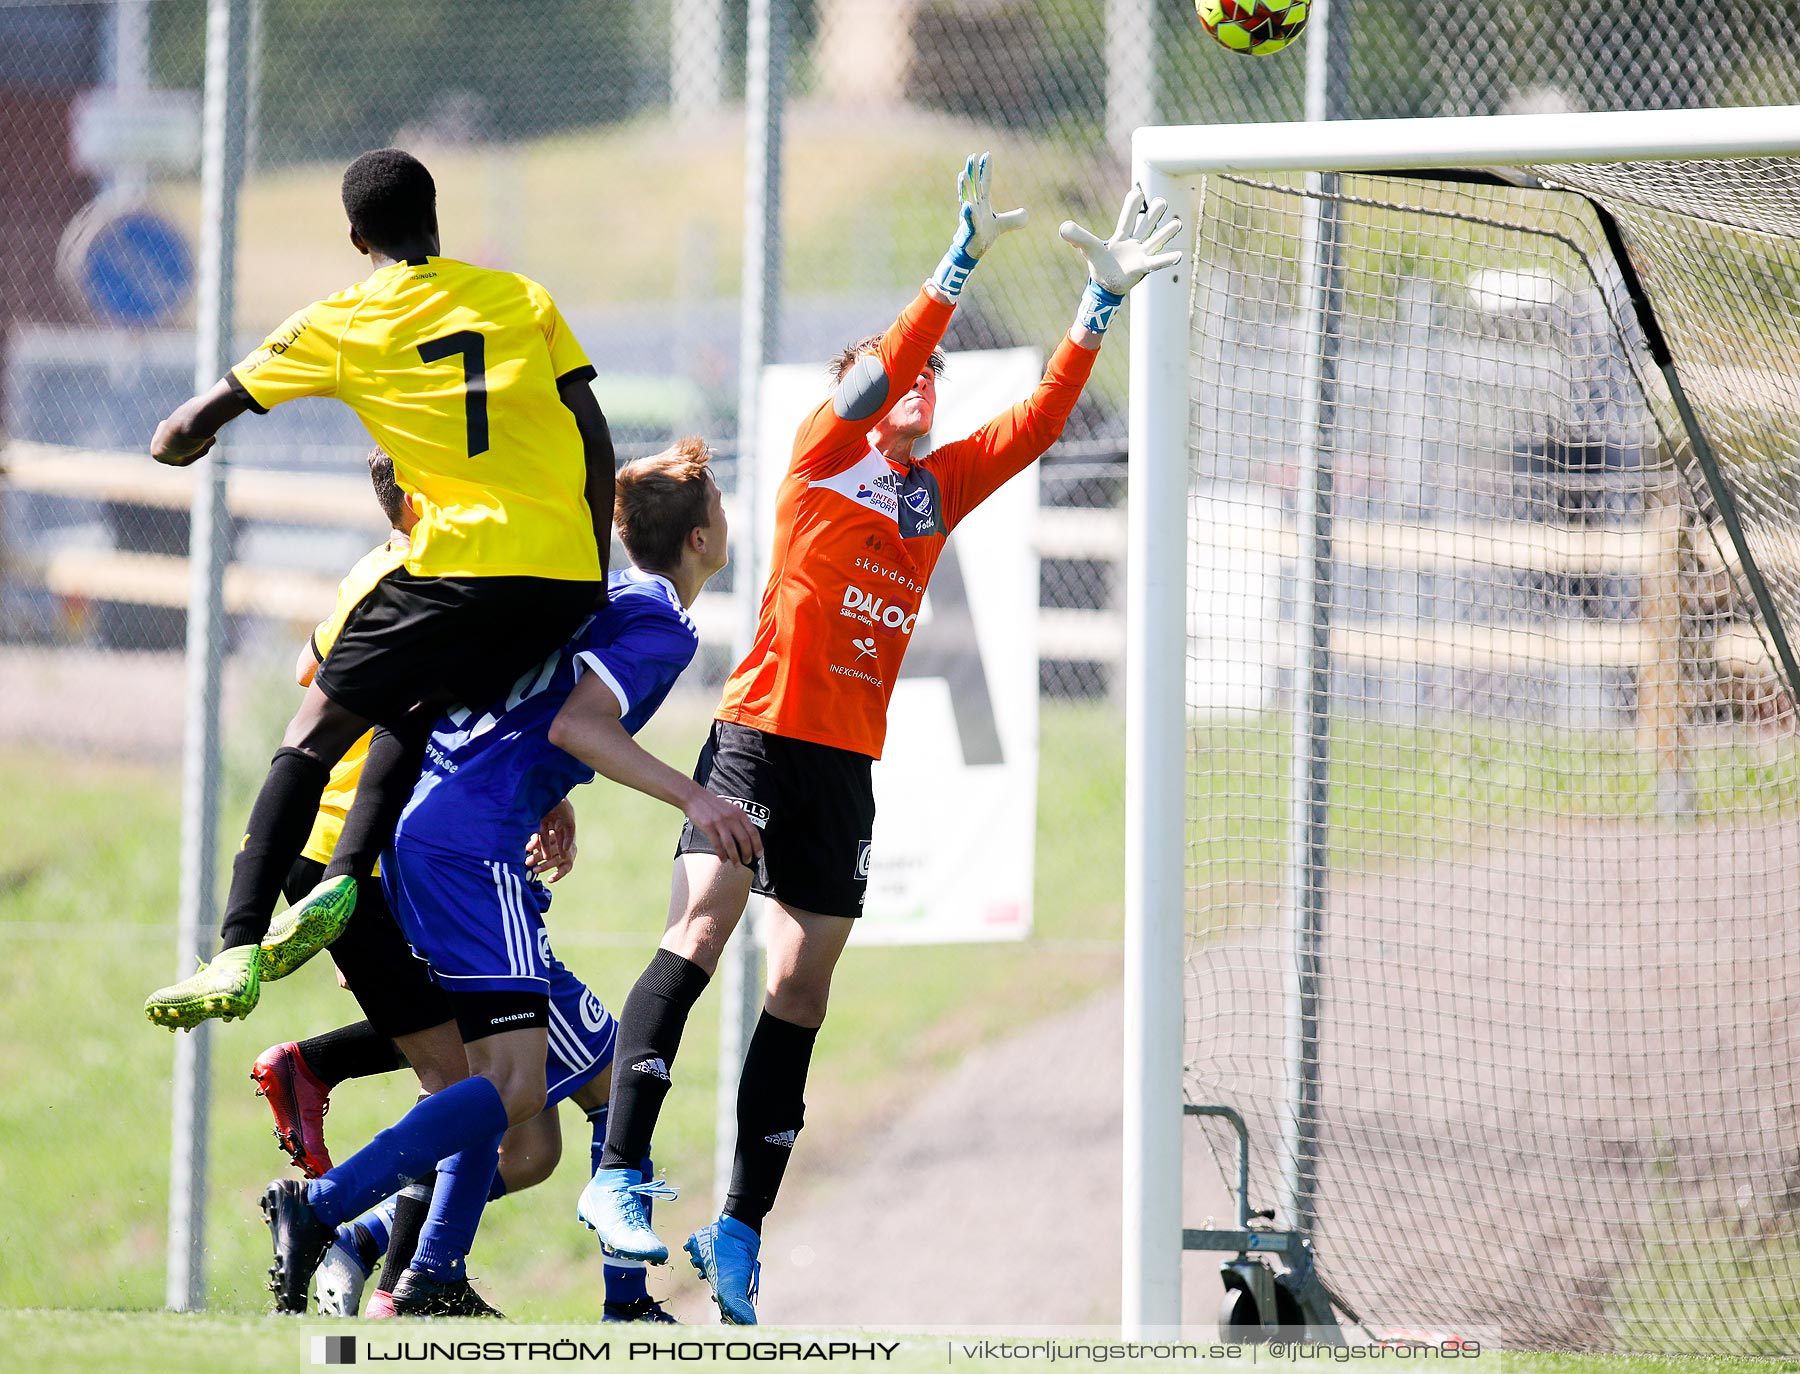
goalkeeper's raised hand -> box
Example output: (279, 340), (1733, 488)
(928, 151), (1028, 304)
(1059, 184), (1183, 338)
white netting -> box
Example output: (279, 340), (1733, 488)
(1182, 168), (1800, 1353)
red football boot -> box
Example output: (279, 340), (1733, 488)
(363, 1288), (398, 1319)
(251, 1041), (333, 1177)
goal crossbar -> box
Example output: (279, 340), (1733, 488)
(1123, 106), (1800, 1340)
(1133, 104), (1800, 177)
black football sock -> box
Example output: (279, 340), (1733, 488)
(378, 1176), (434, 1294)
(323, 715), (429, 883)
(724, 1011), (819, 1234)
(296, 1021), (407, 1088)
(219, 747), (333, 951)
(598, 950), (711, 1171)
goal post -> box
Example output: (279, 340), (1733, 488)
(1126, 106), (1800, 1346)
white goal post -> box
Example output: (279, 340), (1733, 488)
(1125, 105), (1800, 1341)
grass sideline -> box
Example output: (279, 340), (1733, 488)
(6, 1312), (1799, 1374)
(0, 698), (1125, 1320)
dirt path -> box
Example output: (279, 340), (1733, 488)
(697, 986), (1235, 1328)
(671, 812), (1800, 1348)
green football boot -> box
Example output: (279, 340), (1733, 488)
(260, 875), (358, 981)
(144, 943), (262, 1030)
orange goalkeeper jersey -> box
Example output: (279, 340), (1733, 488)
(716, 287), (1097, 759)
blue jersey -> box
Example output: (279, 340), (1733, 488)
(395, 567), (699, 861)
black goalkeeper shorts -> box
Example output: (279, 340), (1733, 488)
(674, 721), (875, 920)
(315, 570), (600, 727)
(282, 857), (451, 1040)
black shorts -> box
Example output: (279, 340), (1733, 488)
(448, 990), (549, 1045)
(675, 721), (874, 919)
(282, 857), (452, 1040)
(315, 569), (600, 727)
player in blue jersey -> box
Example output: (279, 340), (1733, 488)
(259, 439), (762, 1317)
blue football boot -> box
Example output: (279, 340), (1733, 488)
(684, 1215), (761, 1326)
(577, 1167), (677, 1264)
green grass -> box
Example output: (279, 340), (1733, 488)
(1185, 715), (1800, 922)
(0, 699), (1126, 1320)
(10, 700), (1800, 1340)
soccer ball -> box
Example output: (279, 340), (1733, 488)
(1196, 0), (1309, 55)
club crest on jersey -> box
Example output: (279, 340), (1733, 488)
(897, 470), (945, 539)
(855, 840), (873, 880)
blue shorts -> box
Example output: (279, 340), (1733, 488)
(383, 838), (617, 1102)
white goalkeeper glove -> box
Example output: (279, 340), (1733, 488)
(929, 151), (1028, 302)
(1059, 185), (1183, 335)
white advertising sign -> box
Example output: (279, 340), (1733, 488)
(70, 88), (202, 175)
(755, 347), (1043, 944)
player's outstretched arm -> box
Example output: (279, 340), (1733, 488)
(558, 378), (616, 590)
(150, 377), (254, 466)
(546, 672), (763, 868)
(1058, 184), (1183, 349)
(925, 151), (1028, 306)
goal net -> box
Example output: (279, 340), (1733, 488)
(1128, 109), (1800, 1354)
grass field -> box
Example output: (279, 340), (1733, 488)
(0, 697), (1127, 1320)
(8, 692), (1800, 1347)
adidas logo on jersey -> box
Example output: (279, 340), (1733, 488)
(632, 1057), (671, 1081)
(763, 1130), (798, 1148)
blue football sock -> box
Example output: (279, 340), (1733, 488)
(307, 1077), (508, 1229)
(411, 1134), (503, 1281)
(355, 1193), (399, 1255)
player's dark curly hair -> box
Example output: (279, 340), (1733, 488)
(366, 448), (407, 528)
(341, 148), (436, 251)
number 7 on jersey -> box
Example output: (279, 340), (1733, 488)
(419, 330), (490, 457)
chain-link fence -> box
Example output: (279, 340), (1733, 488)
(4, 0), (1799, 1328)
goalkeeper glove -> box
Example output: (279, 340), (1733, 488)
(1059, 185), (1183, 335)
(929, 151), (1028, 302)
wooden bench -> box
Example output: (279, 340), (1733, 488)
(2, 438), (388, 637)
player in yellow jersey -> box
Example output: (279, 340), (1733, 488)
(145, 149), (613, 1030)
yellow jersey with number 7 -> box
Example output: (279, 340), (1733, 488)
(229, 257), (600, 581)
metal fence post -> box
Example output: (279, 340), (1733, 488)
(715, 0), (787, 1216)
(164, 0), (251, 1315)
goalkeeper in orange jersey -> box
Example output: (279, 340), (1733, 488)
(577, 153), (1181, 1323)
